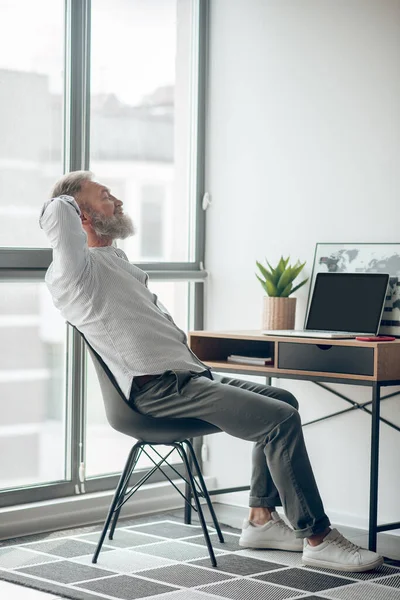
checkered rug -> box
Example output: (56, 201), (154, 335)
(0, 516), (399, 600)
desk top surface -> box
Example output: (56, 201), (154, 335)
(189, 330), (400, 347)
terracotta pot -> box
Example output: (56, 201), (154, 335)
(262, 296), (296, 330)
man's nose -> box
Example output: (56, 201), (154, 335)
(112, 196), (123, 208)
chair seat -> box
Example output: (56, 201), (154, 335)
(112, 412), (222, 444)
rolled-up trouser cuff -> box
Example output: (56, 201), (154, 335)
(249, 495), (282, 508)
(293, 515), (331, 539)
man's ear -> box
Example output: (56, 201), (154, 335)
(75, 196), (90, 225)
(78, 203), (91, 226)
(80, 211), (90, 225)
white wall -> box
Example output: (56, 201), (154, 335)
(204, 0), (400, 531)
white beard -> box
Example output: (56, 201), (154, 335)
(90, 211), (135, 240)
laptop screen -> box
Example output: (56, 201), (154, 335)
(305, 273), (389, 333)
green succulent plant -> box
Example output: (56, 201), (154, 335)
(256, 256), (308, 297)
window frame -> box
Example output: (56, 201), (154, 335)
(0, 0), (209, 509)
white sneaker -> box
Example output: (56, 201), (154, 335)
(302, 528), (384, 572)
(239, 512), (303, 551)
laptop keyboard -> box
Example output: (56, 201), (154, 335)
(306, 330), (357, 334)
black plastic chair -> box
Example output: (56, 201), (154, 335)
(76, 328), (224, 566)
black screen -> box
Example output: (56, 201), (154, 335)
(305, 273), (389, 333)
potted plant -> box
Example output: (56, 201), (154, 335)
(256, 256), (308, 330)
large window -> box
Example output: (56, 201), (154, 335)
(0, 0), (207, 511)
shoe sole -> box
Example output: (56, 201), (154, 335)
(239, 540), (303, 552)
(302, 555), (384, 572)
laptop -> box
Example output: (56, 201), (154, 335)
(262, 272), (390, 339)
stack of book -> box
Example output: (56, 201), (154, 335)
(226, 354), (273, 366)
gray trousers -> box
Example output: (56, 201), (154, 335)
(130, 370), (331, 538)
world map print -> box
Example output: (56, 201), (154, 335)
(310, 244), (400, 336)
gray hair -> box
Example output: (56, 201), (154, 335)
(50, 170), (94, 199)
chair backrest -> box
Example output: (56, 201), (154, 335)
(74, 327), (220, 443)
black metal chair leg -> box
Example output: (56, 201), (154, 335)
(185, 440), (225, 543)
(184, 438), (193, 524)
(176, 443), (217, 567)
(109, 446), (142, 539)
(92, 443), (141, 563)
(184, 479), (192, 524)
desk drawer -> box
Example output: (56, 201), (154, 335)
(277, 342), (374, 376)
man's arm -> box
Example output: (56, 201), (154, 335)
(40, 195), (89, 283)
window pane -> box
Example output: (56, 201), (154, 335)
(0, 283), (67, 490)
(90, 0), (197, 262)
(85, 281), (191, 477)
(0, 0), (64, 248)
(140, 186), (165, 259)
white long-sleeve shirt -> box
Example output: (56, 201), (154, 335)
(39, 195), (207, 397)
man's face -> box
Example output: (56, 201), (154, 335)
(78, 180), (121, 218)
(76, 180), (134, 240)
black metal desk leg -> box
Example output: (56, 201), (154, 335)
(368, 383), (381, 551)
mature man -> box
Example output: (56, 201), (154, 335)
(40, 171), (383, 572)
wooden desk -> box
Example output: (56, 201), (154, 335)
(188, 330), (400, 551)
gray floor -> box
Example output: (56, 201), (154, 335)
(0, 505), (399, 600)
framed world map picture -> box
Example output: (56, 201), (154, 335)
(307, 243), (400, 337)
